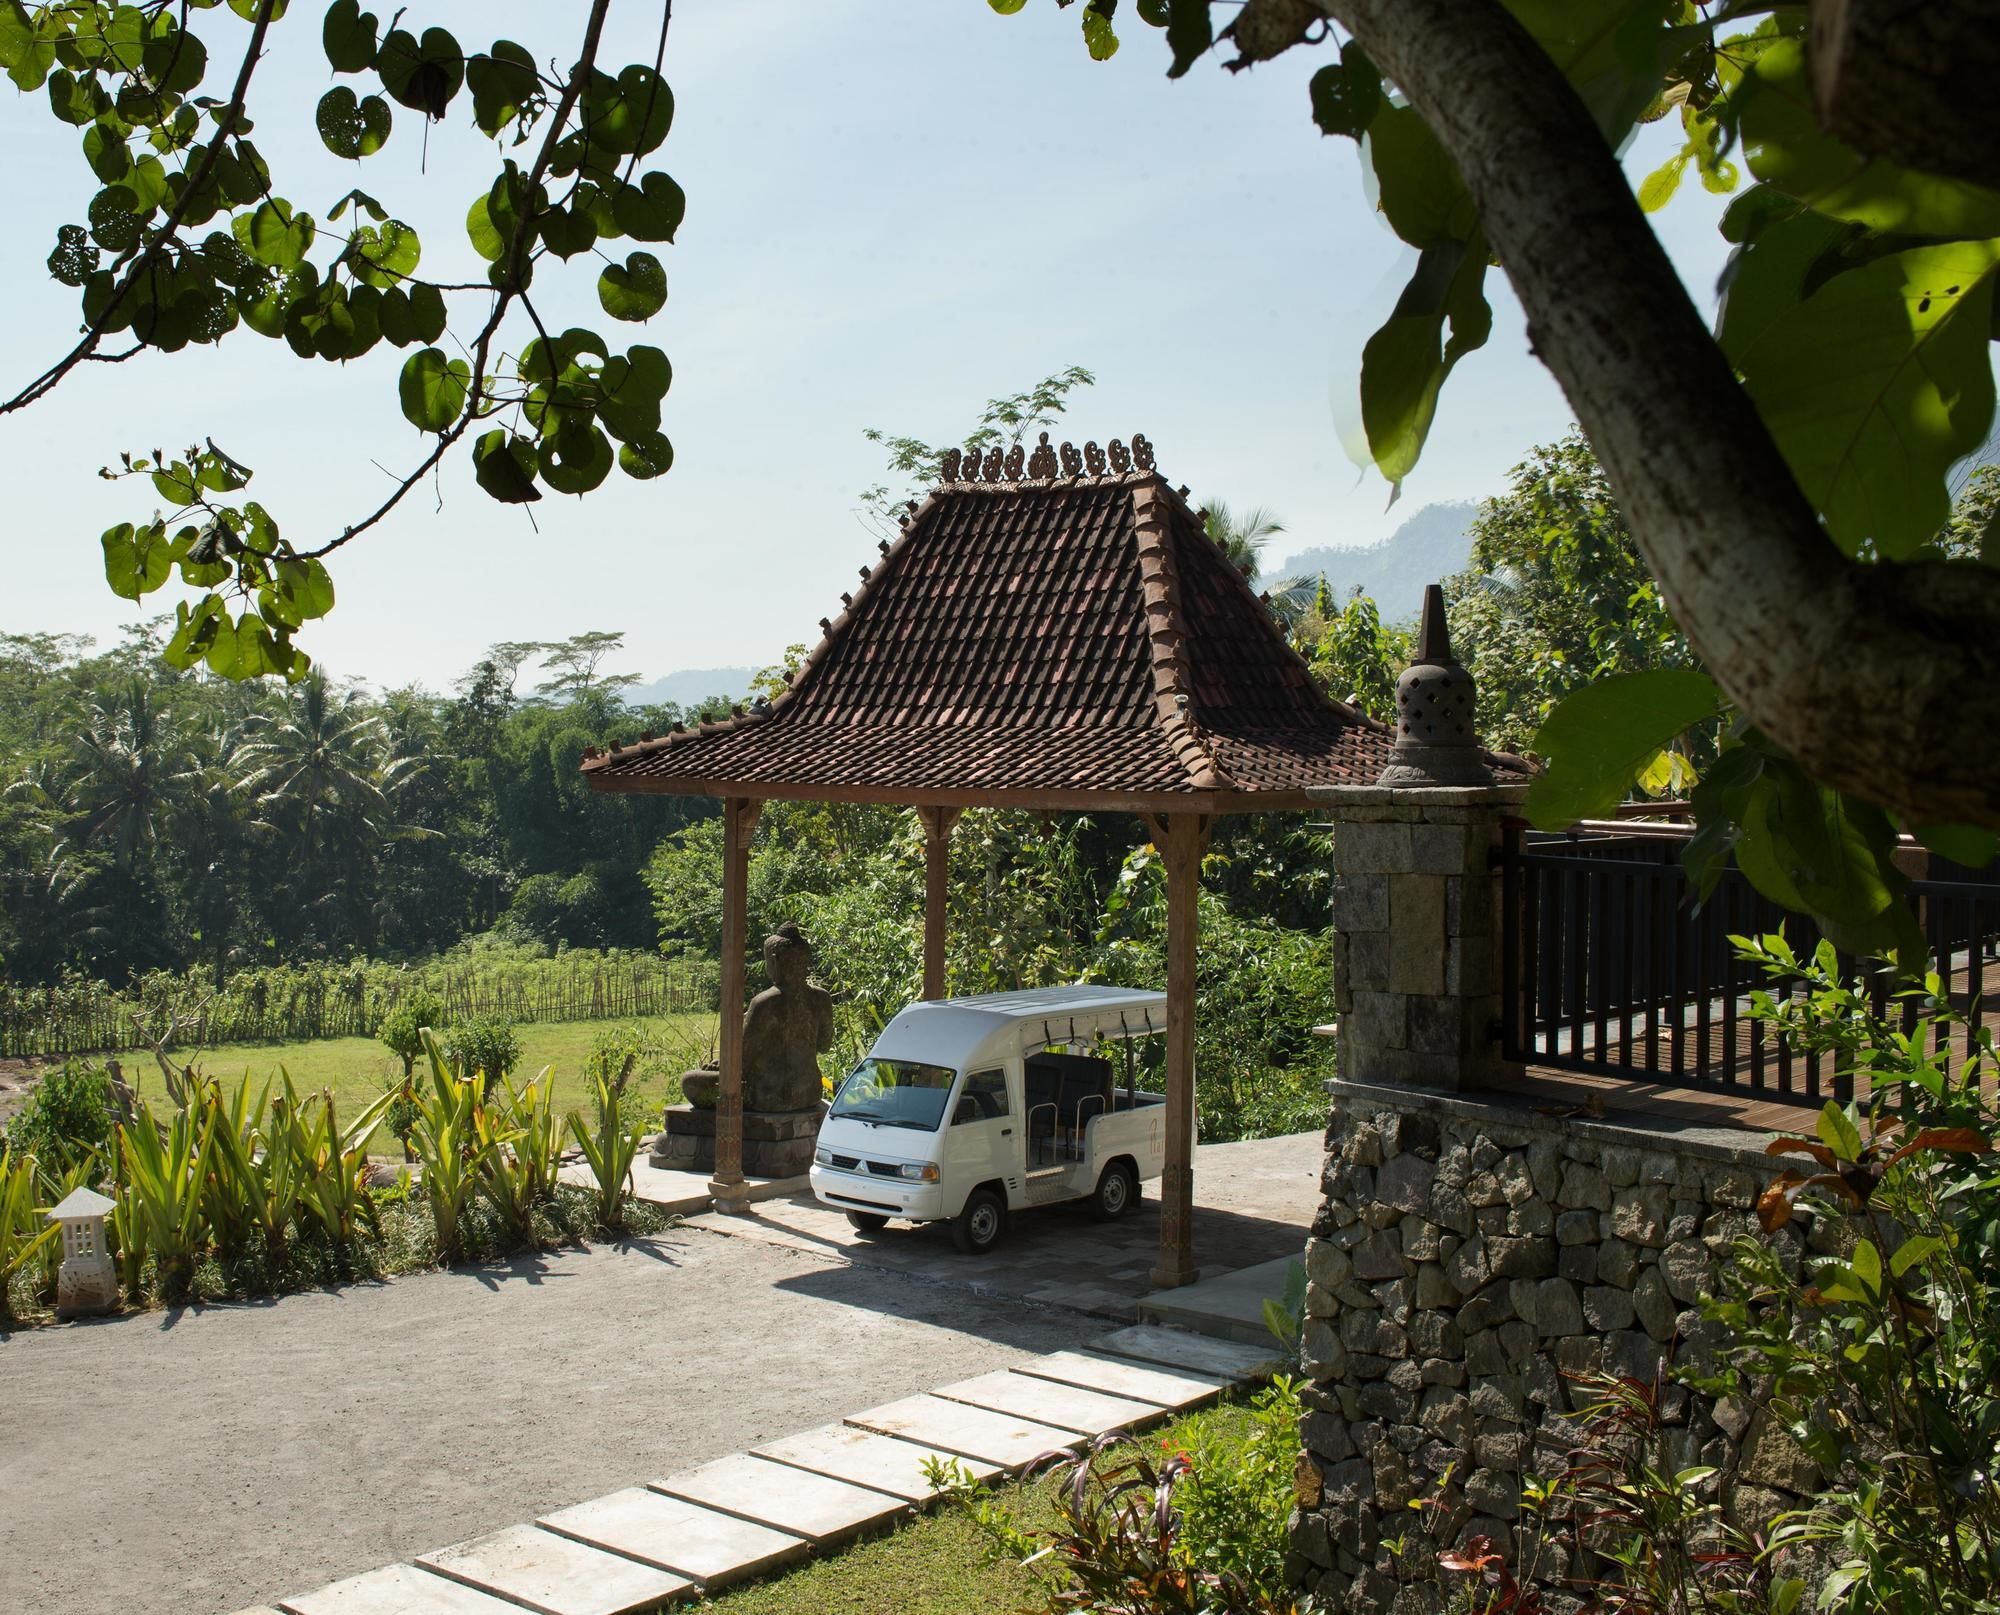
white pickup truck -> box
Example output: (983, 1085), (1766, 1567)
(809, 985), (1182, 1254)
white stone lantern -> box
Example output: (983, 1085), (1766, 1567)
(48, 1187), (118, 1318)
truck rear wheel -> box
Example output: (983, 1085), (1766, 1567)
(1091, 1159), (1138, 1221)
(845, 1211), (890, 1236)
(951, 1188), (1006, 1255)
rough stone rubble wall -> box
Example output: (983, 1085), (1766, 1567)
(1288, 1088), (1814, 1613)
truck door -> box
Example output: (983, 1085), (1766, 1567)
(942, 1066), (1016, 1211)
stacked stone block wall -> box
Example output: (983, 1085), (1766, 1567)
(1289, 1083), (1816, 1613)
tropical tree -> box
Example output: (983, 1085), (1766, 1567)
(233, 670), (408, 947)
(991, 0), (2000, 959)
(1202, 500), (1286, 583)
(0, 0), (684, 679)
(1445, 432), (1696, 756)
(859, 365), (1097, 536)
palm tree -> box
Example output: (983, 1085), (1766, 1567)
(1202, 500), (1287, 583)
(65, 677), (199, 870)
(235, 671), (410, 947)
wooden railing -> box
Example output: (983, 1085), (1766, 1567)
(1497, 827), (2000, 1106)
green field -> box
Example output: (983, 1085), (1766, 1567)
(123, 1013), (718, 1153)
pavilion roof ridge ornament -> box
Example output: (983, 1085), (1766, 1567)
(1375, 582), (1495, 788)
(938, 432), (1157, 487)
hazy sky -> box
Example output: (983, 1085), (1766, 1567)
(0, 2), (1732, 692)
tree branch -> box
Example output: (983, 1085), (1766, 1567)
(299, 0), (622, 561)
(2, 0), (281, 416)
(1320, 0), (2000, 830)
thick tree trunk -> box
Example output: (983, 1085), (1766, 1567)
(1809, 0), (2000, 192)
(1320, 0), (2000, 831)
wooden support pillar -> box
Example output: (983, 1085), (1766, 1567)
(919, 806), (961, 1001)
(1145, 812), (1210, 1290)
(709, 796), (762, 1213)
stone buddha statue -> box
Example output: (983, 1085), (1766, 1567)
(681, 921), (834, 1115)
(742, 922), (835, 1112)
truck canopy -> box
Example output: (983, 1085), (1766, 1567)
(864, 985), (1169, 1076)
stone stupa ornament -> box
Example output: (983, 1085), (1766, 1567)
(1376, 583), (1494, 788)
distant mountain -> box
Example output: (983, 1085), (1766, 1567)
(1267, 501), (1477, 621)
(623, 667), (756, 710)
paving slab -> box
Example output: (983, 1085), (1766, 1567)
(1092, 1324), (1283, 1382)
(1008, 1349), (1229, 1411)
(753, 1421), (1000, 1502)
(933, 1370), (1166, 1437)
(554, 1158), (805, 1215)
(539, 1488), (805, 1590)
(1136, 1255), (1299, 1347)
(280, 1563), (526, 1615)
(651, 1452), (910, 1546)
(845, 1394), (1084, 1470)
(417, 1523), (692, 1615)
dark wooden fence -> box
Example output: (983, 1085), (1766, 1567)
(1498, 826), (2000, 1107)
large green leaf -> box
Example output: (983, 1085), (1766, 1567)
(102, 521), (173, 599)
(1359, 236), (1491, 494)
(467, 41), (537, 137)
(472, 430), (541, 503)
(376, 26), (463, 120)
(1733, 236), (2000, 558)
(316, 86), (391, 160)
(583, 64), (673, 157)
(1309, 42), (1379, 140)
(612, 172), (685, 243)
(398, 347), (469, 433)
(322, 0), (377, 73)
(598, 252), (667, 322)
(1739, 39), (2000, 237)
(232, 199), (315, 271)
(1367, 106), (1475, 249)
(1525, 669), (1723, 828)
(1504, 0), (1692, 143)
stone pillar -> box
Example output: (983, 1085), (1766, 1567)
(1307, 783), (1526, 1093)
(919, 806), (960, 1001)
(708, 796), (761, 1213)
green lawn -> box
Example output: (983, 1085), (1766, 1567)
(124, 1013), (717, 1152)
(699, 1403), (1257, 1615)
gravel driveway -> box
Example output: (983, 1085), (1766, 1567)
(0, 1223), (1093, 1615)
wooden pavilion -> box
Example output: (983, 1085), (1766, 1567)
(582, 432), (1392, 1287)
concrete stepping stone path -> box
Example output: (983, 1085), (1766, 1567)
(753, 1420), (1001, 1502)
(418, 1523), (692, 1615)
(651, 1452), (911, 1547)
(538, 1488), (806, 1591)
(266, 1324), (1276, 1615)
(844, 1394), (1084, 1469)
(1093, 1323), (1282, 1382)
(1007, 1349), (1231, 1411)
(933, 1369), (1167, 1437)
(280, 1563), (526, 1615)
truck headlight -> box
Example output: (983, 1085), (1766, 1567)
(898, 1162), (940, 1182)
(814, 1147), (832, 1166)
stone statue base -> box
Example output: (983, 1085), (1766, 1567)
(652, 1102), (825, 1179)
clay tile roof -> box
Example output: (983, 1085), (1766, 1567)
(583, 435), (1391, 811)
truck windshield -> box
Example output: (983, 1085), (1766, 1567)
(830, 1058), (956, 1131)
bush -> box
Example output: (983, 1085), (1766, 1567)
(4, 1059), (115, 1178)
(939, 1396), (1307, 1614)
(378, 988), (446, 1078)
(1168, 1377), (1305, 1594)
(443, 1015), (521, 1097)
(1692, 936), (2000, 1615)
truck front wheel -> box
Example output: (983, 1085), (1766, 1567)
(845, 1211), (890, 1236)
(951, 1188), (1006, 1255)
(1091, 1159), (1138, 1221)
